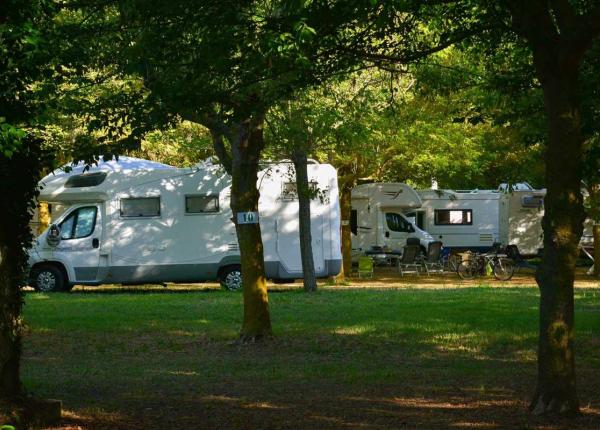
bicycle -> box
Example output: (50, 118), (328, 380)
(444, 252), (463, 272)
(457, 251), (515, 281)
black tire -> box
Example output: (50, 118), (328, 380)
(219, 265), (243, 291)
(457, 260), (477, 280)
(493, 258), (515, 281)
(31, 265), (66, 292)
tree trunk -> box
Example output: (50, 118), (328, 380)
(229, 117), (273, 341)
(530, 67), (584, 416)
(0, 244), (23, 400)
(339, 186), (353, 279)
(594, 224), (600, 276)
(292, 149), (317, 292)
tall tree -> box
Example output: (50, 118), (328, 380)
(506, 1), (600, 415)
(0, 0), (52, 404)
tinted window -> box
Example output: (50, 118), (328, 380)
(186, 195), (219, 213)
(434, 209), (472, 225)
(65, 172), (107, 188)
(386, 213), (414, 232)
(120, 197), (161, 217)
(59, 206), (97, 239)
(522, 195), (544, 208)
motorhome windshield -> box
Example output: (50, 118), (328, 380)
(385, 213), (415, 232)
(64, 172), (107, 188)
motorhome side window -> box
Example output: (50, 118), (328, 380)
(434, 209), (473, 225)
(59, 207), (97, 240)
(185, 195), (219, 213)
(350, 210), (358, 235)
(120, 197), (161, 217)
(385, 213), (414, 232)
(522, 195), (544, 208)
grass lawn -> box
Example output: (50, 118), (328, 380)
(19, 282), (600, 429)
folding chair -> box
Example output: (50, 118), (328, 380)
(398, 245), (421, 276)
(358, 256), (374, 278)
(422, 241), (444, 275)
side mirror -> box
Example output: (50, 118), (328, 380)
(46, 224), (61, 247)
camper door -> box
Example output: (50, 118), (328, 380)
(381, 211), (415, 251)
(53, 204), (102, 282)
(276, 213), (325, 275)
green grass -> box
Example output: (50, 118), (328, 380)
(20, 286), (600, 429)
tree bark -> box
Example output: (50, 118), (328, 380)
(339, 185), (353, 279)
(594, 224), (600, 276)
(292, 149), (317, 292)
(530, 61), (584, 417)
(0, 244), (23, 400)
(229, 116), (273, 341)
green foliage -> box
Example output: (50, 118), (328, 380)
(133, 121), (214, 167)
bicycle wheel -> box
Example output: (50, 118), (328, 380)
(446, 253), (462, 272)
(493, 258), (515, 281)
(457, 260), (478, 280)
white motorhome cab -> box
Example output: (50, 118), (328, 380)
(350, 183), (434, 260)
(28, 157), (342, 291)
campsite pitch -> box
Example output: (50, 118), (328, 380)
(20, 275), (600, 429)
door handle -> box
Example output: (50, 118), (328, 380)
(92, 238), (99, 248)
(385, 231), (390, 238)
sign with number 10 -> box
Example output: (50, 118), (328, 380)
(237, 211), (259, 224)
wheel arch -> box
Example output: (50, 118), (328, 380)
(30, 261), (70, 285)
(217, 263), (241, 281)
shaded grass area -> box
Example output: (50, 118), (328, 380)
(20, 286), (600, 429)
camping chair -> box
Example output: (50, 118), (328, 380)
(358, 256), (374, 278)
(398, 245), (421, 276)
(422, 241), (444, 275)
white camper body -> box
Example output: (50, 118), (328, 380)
(28, 157), (342, 290)
(414, 187), (552, 255)
(350, 183), (434, 258)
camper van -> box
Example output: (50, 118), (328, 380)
(412, 186), (588, 256)
(409, 189), (509, 252)
(411, 185), (595, 256)
(350, 183), (434, 260)
(28, 157), (342, 291)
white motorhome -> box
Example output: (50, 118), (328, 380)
(28, 157), (342, 291)
(350, 183), (434, 259)
(412, 185), (593, 256)
(410, 189), (509, 252)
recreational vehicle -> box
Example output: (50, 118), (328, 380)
(350, 183), (434, 260)
(412, 185), (593, 255)
(409, 189), (509, 252)
(28, 157), (342, 291)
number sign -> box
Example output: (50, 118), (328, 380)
(237, 211), (259, 224)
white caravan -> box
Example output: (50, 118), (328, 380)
(350, 183), (434, 259)
(28, 157), (342, 291)
(413, 185), (593, 255)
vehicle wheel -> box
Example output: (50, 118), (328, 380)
(457, 260), (477, 280)
(493, 258), (515, 281)
(220, 266), (243, 291)
(31, 265), (66, 292)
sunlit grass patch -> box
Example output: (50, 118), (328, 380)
(19, 285), (600, 430)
